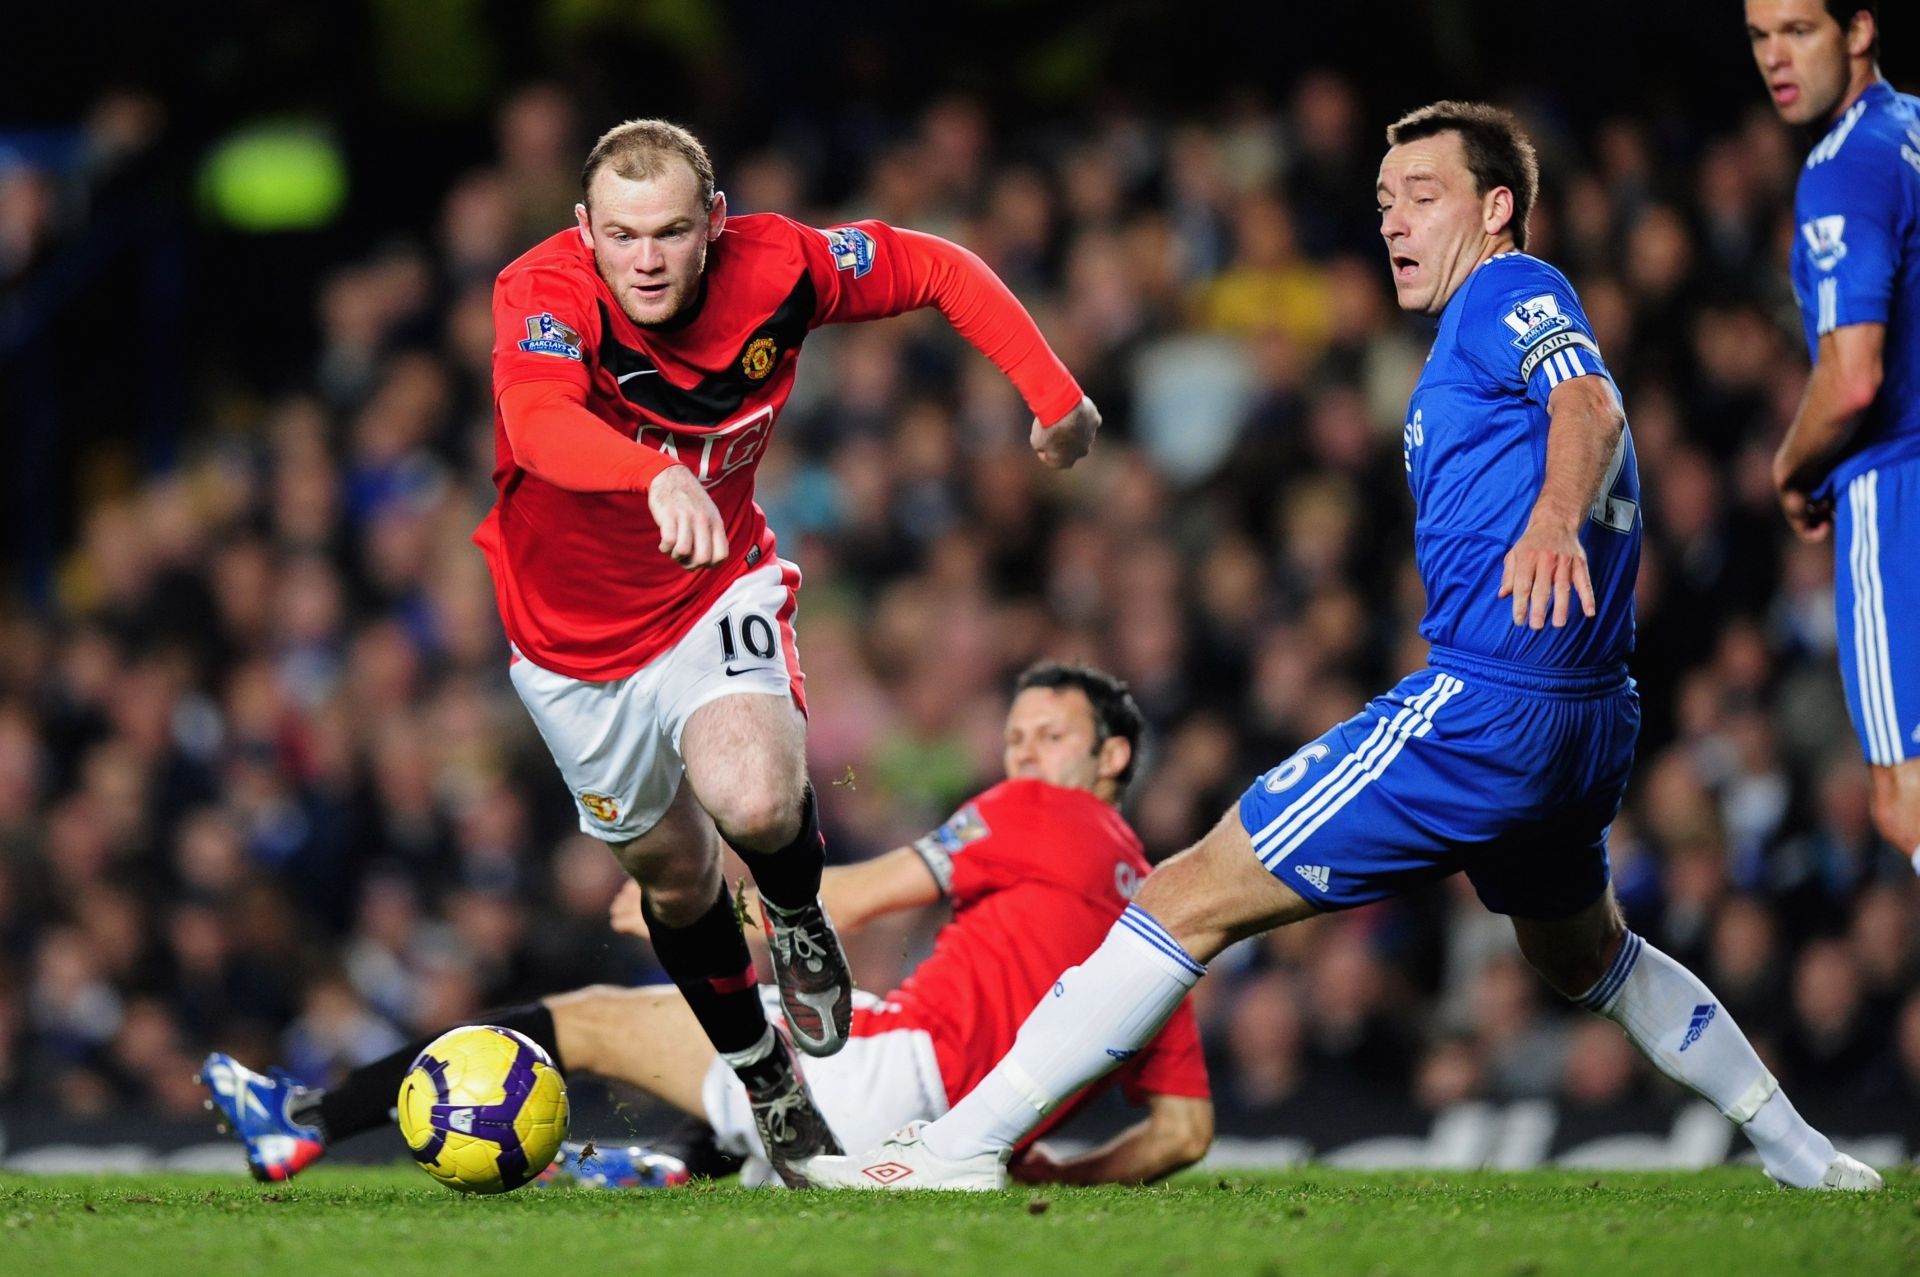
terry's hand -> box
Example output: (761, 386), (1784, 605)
(1777, 485), (1834, 544)
(1499, 519), (1595, 630)
(1031, 396), (1101, 470)
(648, 464), (730, 569)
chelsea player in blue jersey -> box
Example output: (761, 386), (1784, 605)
(801, 102), (1881, 1193)
(1750, 0), (1920, 877)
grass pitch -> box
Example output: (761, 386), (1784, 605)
(1, 1166), (1913, 1277)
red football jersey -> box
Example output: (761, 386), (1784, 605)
(476, 214), (1081, 681)
(856, 779), (1211, 1141)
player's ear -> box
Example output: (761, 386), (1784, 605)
(575, 202), (593, 247)
(707, 190), (728, 241)
(1846, 12), (1876, 59)
(1483, 186), (1515, 241)
(1096, 734), (1133, 785)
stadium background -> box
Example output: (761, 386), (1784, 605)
(1, 1), (1917, 1169)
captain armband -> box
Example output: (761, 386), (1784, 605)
(1518, 331), (1602, 384)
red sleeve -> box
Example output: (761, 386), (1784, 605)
(493, 263), (601, 396)
(499, 382), (676, 493)
(912, 786), (1020, 909)
(1115, 1000), (1211, 1102)
(802, 219), (1084, 425)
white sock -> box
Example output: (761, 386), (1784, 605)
(1910, 845), (1919, 878)
(920, 905), (1204, 1161)
(1577, 931), (1833, 1187)
(1742, 1088), (1835, 1188)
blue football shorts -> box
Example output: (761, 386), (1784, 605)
(1833, 460), (1920, 769)
(1237, 656), (1640, 920)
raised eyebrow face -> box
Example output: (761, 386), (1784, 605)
(1378, 167), (1446, 202)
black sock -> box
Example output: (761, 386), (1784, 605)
(307, 1002), (562, 1145)
(738, 782), (825, 913)
(643, 883), (768, 1056)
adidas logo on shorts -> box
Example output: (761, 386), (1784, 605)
(1293, 864), (1331, 892)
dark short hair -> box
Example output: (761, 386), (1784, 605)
(580, 118), (716, 210)
(1013, 661), (1145, 790)
(1826, 1), (1880, 59)
(1385, 101), (1540, 251)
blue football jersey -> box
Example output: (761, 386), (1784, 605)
(1403, 254), (1641, 673)
(1791, 80), (1920, 491)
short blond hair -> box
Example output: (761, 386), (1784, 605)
(580, 119), (715, 209)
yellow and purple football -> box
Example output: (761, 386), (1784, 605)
(397, 1025), (569, 1194)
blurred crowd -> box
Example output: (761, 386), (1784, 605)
(2, 70), (1918, 1140)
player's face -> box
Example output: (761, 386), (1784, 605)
(1747, 0), (1857, 126)
(1377, 132), (1511, 316)
(1003, 687), (1128, 799)
(577, 161), (726, 327)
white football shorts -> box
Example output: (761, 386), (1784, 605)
(508, 557), (805, 841)
(702, 988), (948, 1186)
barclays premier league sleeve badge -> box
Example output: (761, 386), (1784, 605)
(824, 227), (877, 279)
(1502, 294), (1571, 349)
(909, 802), (991, 895)
(1800, 215), (1847, 272)
(518, 312), (585, 360)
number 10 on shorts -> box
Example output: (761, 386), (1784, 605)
(717, 611), (778, 670)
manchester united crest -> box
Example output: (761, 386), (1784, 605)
(741, 335), (778, 381)
(578, 791), (620, 824)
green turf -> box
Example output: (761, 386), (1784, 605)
(1, 1166), (1914, 1277)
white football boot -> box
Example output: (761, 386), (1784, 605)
(1771, 1151), (1884, 1191)
(1807, 1152), (1884, 1191)
(797, 1121), (1008, 1191)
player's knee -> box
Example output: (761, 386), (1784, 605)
(1131, 855), (1213, 949)
(1514, 888), (1627, 998)
(1522, 950), (1596, 1000)
(1139, 811), (1322, 959)
(706, 785), (803, 853)
(1519, 925), (1622, 999)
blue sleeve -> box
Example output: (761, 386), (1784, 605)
(1796, 151), (1902, 335)
(1460, 262), (1613, 409)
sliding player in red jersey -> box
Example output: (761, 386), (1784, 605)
(470, 119), (1101, 1184)
(200, 664), (1210, 1189)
